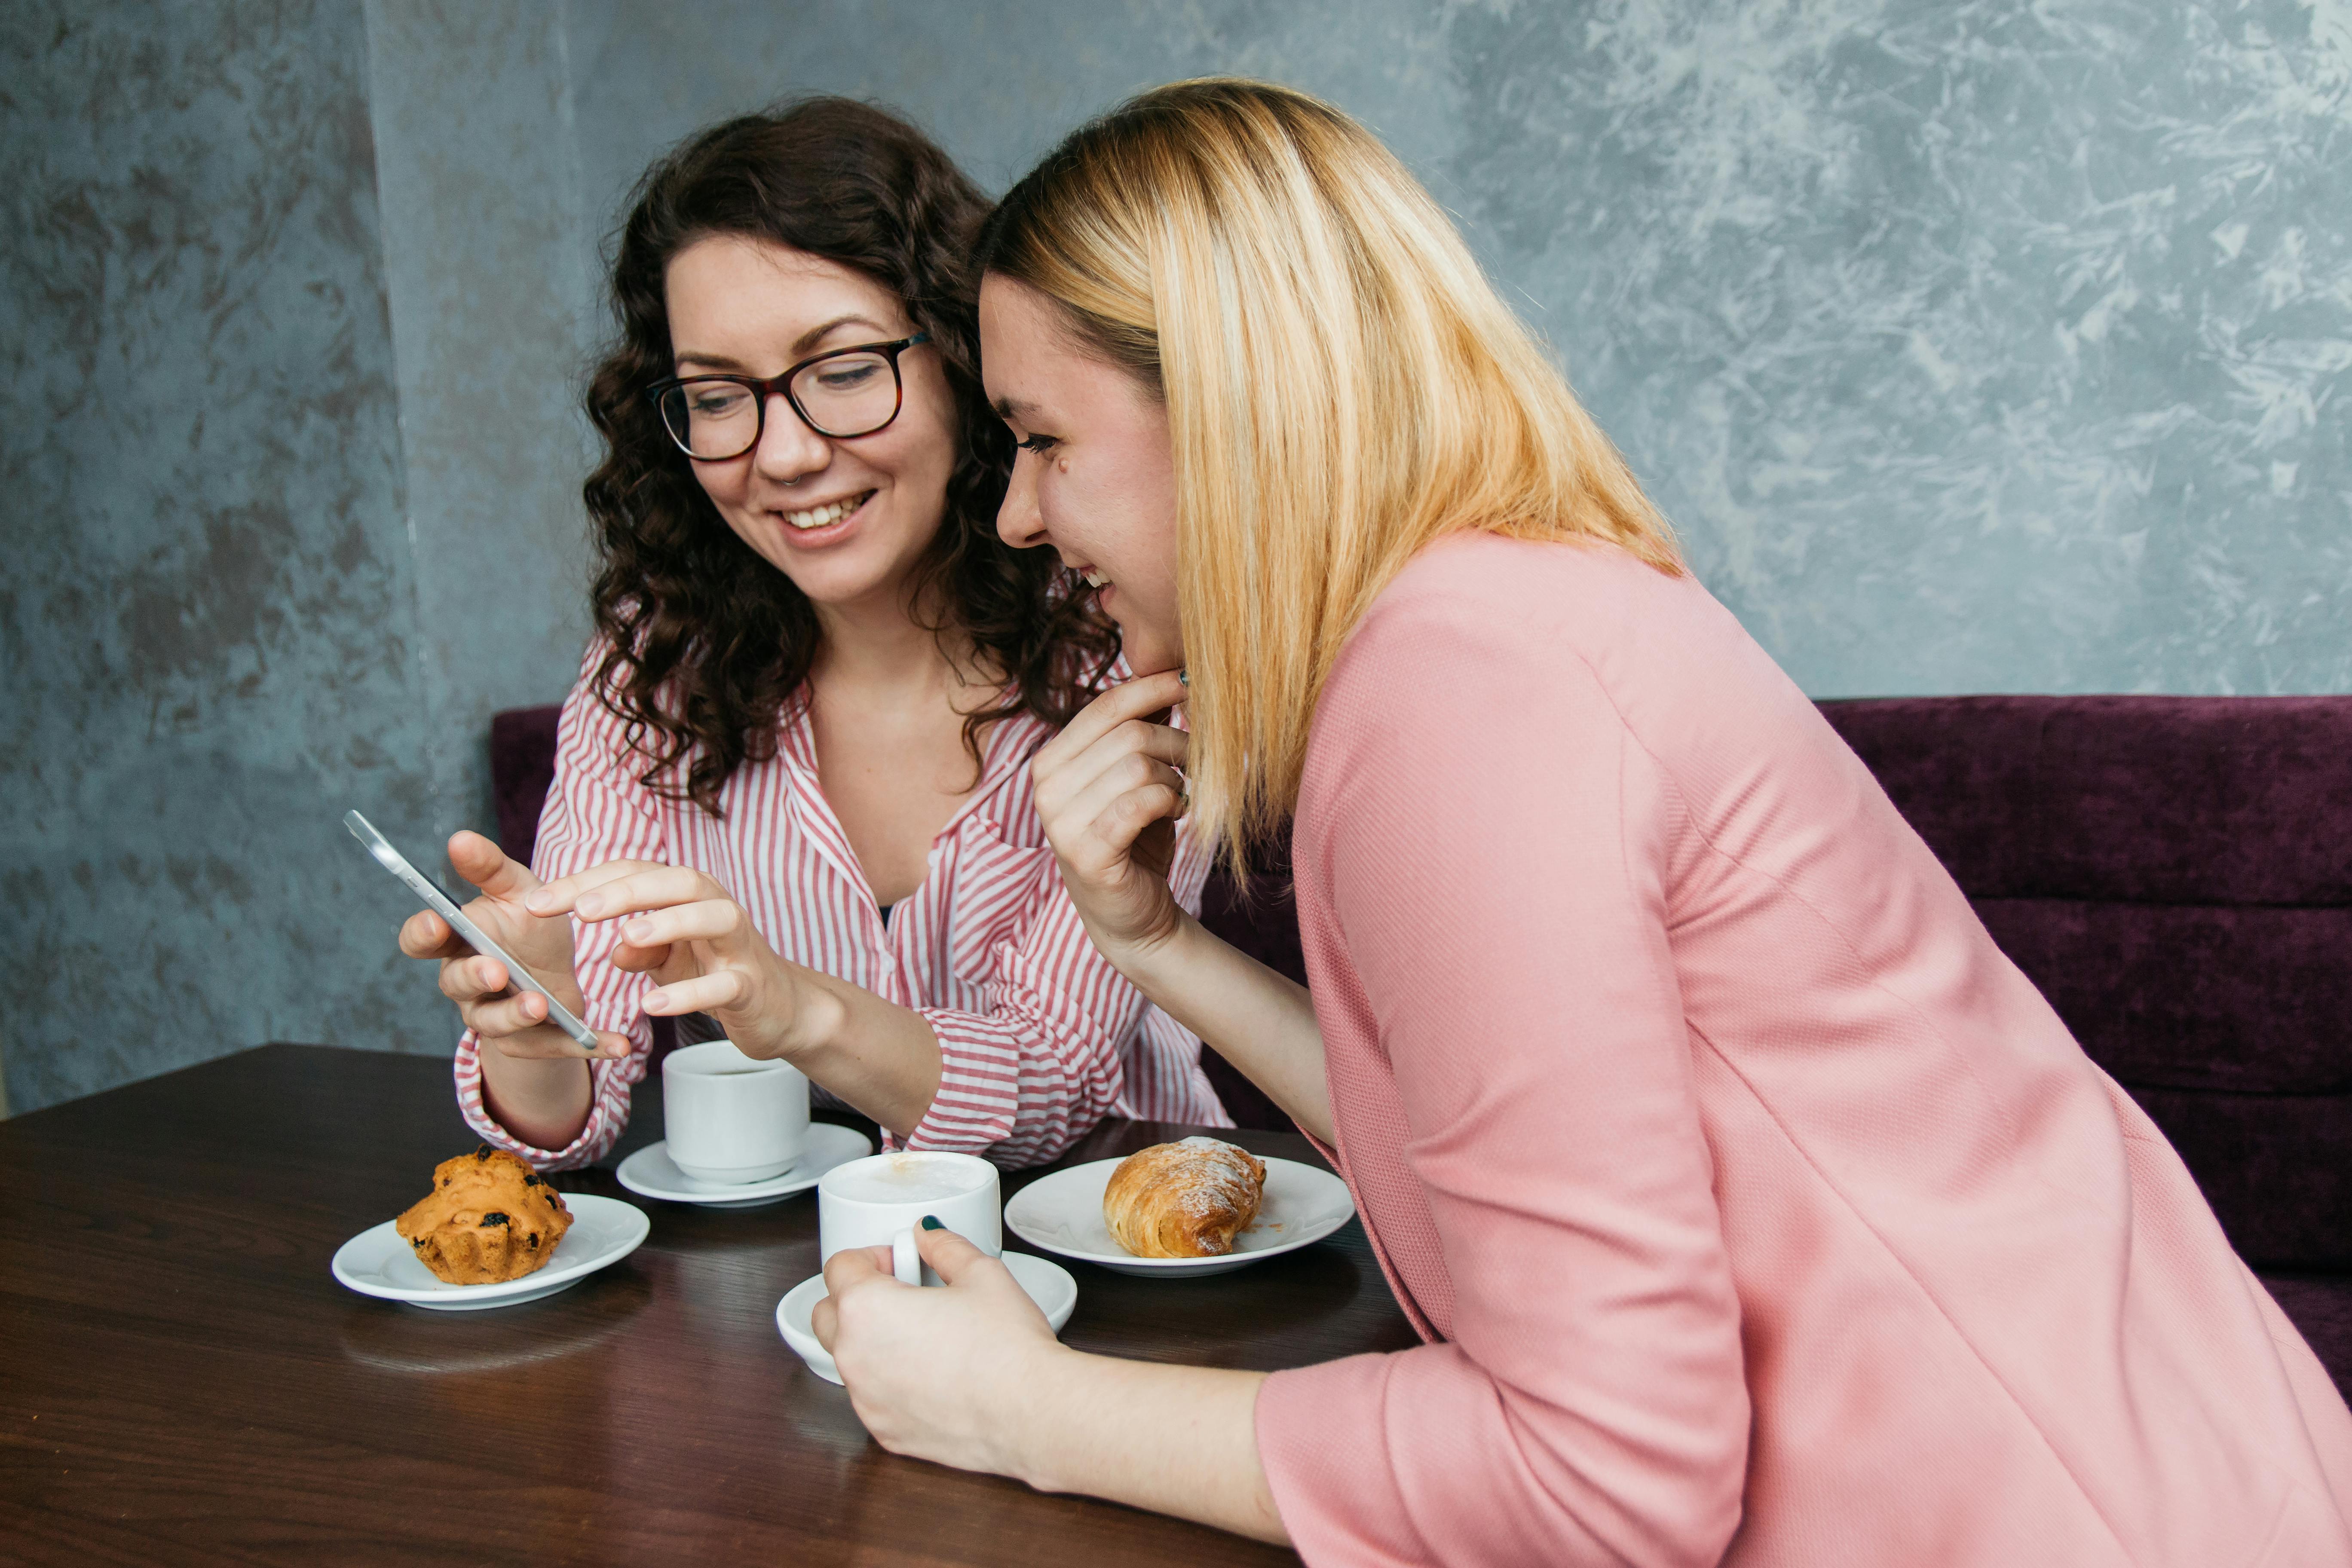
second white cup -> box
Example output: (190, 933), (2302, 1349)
(662, 1040), (809, 1185)
(818, 1151), (1000, 1286)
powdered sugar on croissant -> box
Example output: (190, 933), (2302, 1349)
(1102, 1136), (1268, 1258)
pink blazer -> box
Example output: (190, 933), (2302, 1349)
(1254, 533), (2352, 1567)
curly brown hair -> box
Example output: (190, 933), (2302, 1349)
(582, 98), (1119, 815)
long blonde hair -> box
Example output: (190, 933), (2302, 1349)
(980, 79), (1681, 874)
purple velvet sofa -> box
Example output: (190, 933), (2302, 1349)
(490, 693), (2352, 1394)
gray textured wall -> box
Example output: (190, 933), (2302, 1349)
(5, 0), (2347, 1113)
(363, 0), (598, 841)
(0, 0), (447, 1113)
(569, 0), (2352, 698)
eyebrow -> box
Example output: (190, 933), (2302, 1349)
(991, 394), (1040, 423)
(674, 313), (897, 373)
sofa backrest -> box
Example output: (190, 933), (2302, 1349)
(490, 695), (2352, 1263)
(490, 705), (564, 872)
(1819, 695), (2352, 1270)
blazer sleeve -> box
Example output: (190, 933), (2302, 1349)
(1254, 585), (1751, 1566)
(452, 652), (667, 1171)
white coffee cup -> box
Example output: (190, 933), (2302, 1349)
(818, 1151), (1000, 1286)
(662, 1040), (809, 1184)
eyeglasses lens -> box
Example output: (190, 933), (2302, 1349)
(791, 350), (899, 438)
(659, 383), (759, 459)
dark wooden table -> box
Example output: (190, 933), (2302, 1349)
(0, 1044), (1416, 1565)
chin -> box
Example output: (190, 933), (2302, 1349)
(1118, 627), (1185, 678)
(773, 532), (921, 606)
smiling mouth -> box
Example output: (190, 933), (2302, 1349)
(781, 491), (874, 530)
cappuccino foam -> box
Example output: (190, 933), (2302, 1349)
(824, 1153), (992, 1206)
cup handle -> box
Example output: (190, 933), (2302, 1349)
(891, 1227), (922, 1286)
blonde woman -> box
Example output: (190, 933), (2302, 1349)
(808, 82), (2352, 1562)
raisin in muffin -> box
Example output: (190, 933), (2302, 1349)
(395, 1146), (573, 1286)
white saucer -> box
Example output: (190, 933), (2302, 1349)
(774, 1252), (1078, 1385)
(332, 1193), (649, 1311)
(615, 1124), (873, 1208)
(1004, 1155), (1355, 1277)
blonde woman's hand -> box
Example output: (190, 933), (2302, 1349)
(812, 1223), (1067, 1477)
(1030, 670), (1191, 968)
(524, 861), (827, 1062)
(397, 830), (629, 1062)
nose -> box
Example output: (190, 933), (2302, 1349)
(751, 391), (832, 486)
(996, 450), (1047, 550)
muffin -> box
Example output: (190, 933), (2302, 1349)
(395, 1145), (573, 1286)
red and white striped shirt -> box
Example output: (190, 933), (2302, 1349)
(453, 647), (1224, 1170)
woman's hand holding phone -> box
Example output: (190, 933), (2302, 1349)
(1029, 669), (1192, 971)
(523, 862), (831, 1063)
(397, 830), (629, 1063)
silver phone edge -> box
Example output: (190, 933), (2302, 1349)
(346, 809), (603, 1057)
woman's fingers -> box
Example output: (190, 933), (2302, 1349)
(447, 829), (542, 900)
(398, 908), (465, 961)
(1056, 756), (1188, 864)
(461, 986), (559, 1040)
(535, 864), (720, 924)
(523, 858), (675, 917)
(640, 970), (750, 1017)
(606, 938), (674, 976)
(812, 1243), (900, 1349)
(1037, 704), (1190, 793)
(912, 1223), (1014, 1290)
(437, 952), (508, 1004)
(613, 897), (748, 953)
(1035, 718), (1189, 830)
(438, 956), (561, 1040)
(459, 978), (624, 1059)
(1032, 671), (1187, 774)
(1046, 717), (1188, 797)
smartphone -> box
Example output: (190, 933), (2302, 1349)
(343, 810), (602, 1057)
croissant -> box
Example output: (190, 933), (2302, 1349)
(1102, 1137), (1267, 1258)
(395, 1145), (573, 1285)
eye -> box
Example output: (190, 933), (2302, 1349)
(689, 386), (750, 416)
(813, 362), (882, 392)
(1016, 432), (1059, 455)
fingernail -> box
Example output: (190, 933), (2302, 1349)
(920, 1215), (943, 1231)
(576, 895), (603, 917)
(624, 919), (653, 942)
(523, 891), (551, 913)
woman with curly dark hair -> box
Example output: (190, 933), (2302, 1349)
(394, 99), (1226, 1168)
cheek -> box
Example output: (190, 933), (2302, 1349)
(894, 377), (962, 483)
(692, 456), (749, 511)
(1109, 486), (1179, 604)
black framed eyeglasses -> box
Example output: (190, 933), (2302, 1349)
(646, 333), (930, 460)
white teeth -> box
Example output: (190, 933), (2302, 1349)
(782, 492), (871, 530)
(1082, 570), (1109, 588)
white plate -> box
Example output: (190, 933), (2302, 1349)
(615, 1124), (873, 1208)
(332, 1193), (649, 1311)
(1003, 1155), (1355, 1277)
(774, 1251), (1078, 1385)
